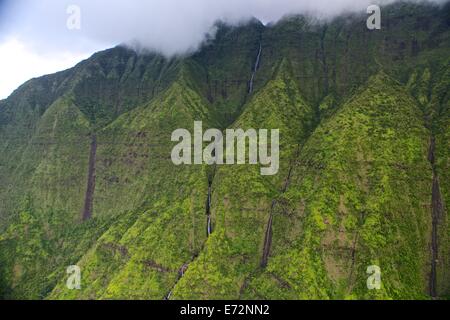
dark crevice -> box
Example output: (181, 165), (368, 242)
(428, 136), (443, 298)
(348, 233), (360, 283)
(143, 260), (172, 273)
(269, 272), (292, 290)
(260, 200), (276, 268)
(229, 36), (264, 129)
(259, 106), (321, 270)
(164, 261), (197, 300)
(260, 144), (302, 268)
(155, 40), (262, 298)
(164, 170), (216, 300)
(206, 166), (217, 238)
(319, 25), (329, 96)
(347, 210), (367, 288)
(163, 266), (186, 300)
(239, 277), (250, 299)
(164, 254), (198, 300)
(206, 179), (213, 237)
(82, 134), (97, 221)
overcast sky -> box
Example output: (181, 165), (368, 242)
(0, 0), (447, 99)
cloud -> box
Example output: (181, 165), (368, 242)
(0, 0), (447, 98)
(1, 0), (448, 57)
(0, 37), (92, 99)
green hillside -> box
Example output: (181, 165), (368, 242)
(0, 2), (449, 299)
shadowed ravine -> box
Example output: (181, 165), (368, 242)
(206, 179), (212, 237)
(261, 145), (301, 268)
(428, 136), (444, 298)
(165, 175), (215, 300)
(82, 134), (97, 221)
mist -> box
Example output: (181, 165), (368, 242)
(0, 0), (447, 57)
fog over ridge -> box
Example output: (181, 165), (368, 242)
(0, 0), (448, 98)
(1, 0), (448, 57)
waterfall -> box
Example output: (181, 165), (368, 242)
(206, 182), (212, 236)
(248, 43), (262, 94)
(207, 215), (212, 236)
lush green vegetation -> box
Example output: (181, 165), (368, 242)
(0, 2), (449, 300)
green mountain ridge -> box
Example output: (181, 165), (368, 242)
(0, 2), (449, 299)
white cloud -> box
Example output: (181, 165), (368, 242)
(0, 0), (447, 99)
(2, 0), (447, 56)
(0, 38), (93, 99)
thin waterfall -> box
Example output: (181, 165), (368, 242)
(206, 181), (212, 236)
(165, 180), (213, 300)
(207, 215), (212, 236)
(248, 42), (262, 94)
(164, 291), (172, 300)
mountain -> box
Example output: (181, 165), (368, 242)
(0, 1), (449, 299)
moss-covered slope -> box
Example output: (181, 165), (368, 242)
(0, 2), (449, 300)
